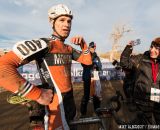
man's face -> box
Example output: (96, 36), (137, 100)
(150, 45), (160, 58)
(89, 46), (96, 53)
(53, 15), (72, 39)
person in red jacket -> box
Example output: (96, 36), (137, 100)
(0, 4), (92, 130)
(120, 37), (160, 124)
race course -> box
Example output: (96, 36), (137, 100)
(0, 80), (131, 130)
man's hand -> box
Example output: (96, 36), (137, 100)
(36, 89), (53, 105)
(70, 36), (85, 46)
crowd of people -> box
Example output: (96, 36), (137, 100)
(0, 3), (160, 130)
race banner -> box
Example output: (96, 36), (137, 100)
(18, 60), (125, 84)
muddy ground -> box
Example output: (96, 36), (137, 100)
(0, 80), (134, 130)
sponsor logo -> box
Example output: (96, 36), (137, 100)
(53, 54), (72, 65)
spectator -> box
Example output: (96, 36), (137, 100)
(80, 42), (102, 116)
(120, 37), (160, 124)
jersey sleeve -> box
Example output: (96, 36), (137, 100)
(71, 42), (92, 65)
(0, 38), (49, 100)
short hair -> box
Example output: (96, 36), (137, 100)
(89, 41), (96, 48)
(151, 37), (160, 47)
(153, 37), (160, 44)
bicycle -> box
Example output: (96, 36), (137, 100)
(69, 90), (147, 130)
(7, 90), (148, 130)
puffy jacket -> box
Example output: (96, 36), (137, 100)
(120, 45), (160, 101)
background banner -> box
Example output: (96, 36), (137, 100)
(18, 60), (125, 84)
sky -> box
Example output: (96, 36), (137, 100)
(0, 0), (160, 53)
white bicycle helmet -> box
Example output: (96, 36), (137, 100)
(48, 4), (73, 26)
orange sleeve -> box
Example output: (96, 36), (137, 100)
(77, 42), (92, 65)
(0, 51), (41, 100)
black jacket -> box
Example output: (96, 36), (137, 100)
(81, 52), (102, 80)
(91, 52), (102, 71)
(120, 45), (160, 101)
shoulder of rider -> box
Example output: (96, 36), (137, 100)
(12, 38), (51, 62)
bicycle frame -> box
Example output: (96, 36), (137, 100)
(70, 117), (101, 125)
(70, 108), (113, 130)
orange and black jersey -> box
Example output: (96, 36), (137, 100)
(0, 36), (92, 100)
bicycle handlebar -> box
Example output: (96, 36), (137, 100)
(70, 117), (101, 125)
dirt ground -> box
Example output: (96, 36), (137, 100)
(0, 80), (129, 130)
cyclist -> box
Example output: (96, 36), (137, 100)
(120, 37), (160, 124)
(0, 4), (92, 130)
(80, 42), (102, 116)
